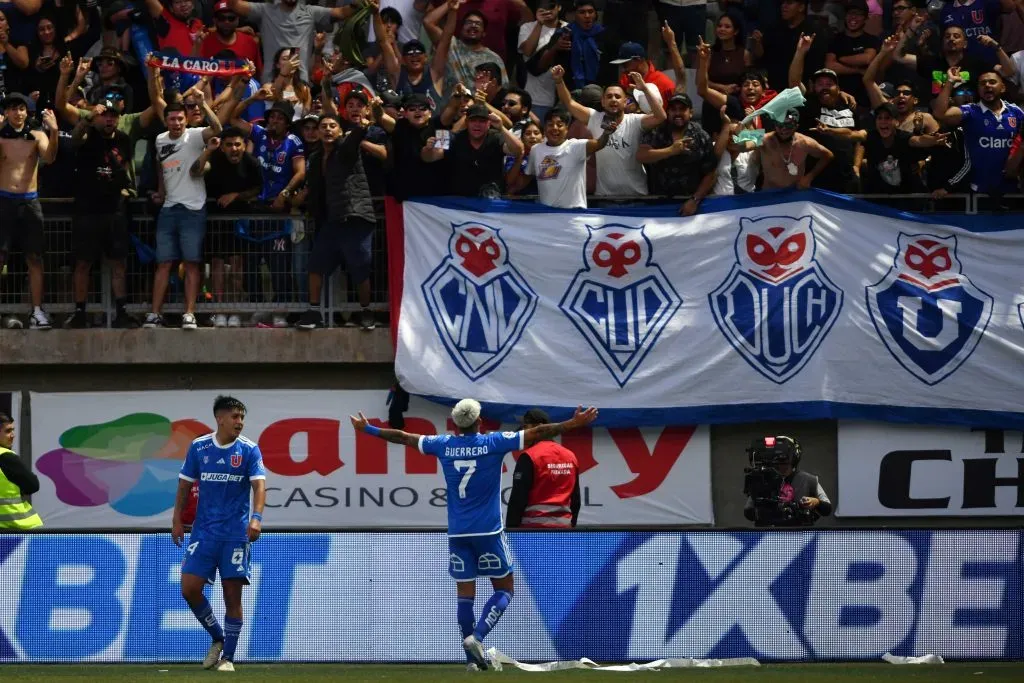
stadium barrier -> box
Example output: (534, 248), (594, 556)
(0, 529), (1019, 663)
(3, 193), (1013, 327)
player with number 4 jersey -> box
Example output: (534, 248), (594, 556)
(172, 395), (267, 673)
(351, 399), (598, 670)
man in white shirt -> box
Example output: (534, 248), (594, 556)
(518, 0), (566, 121)
(147, 101), (222, 330)
(514, 106), (615, 209)
(551, 65), (665, 196)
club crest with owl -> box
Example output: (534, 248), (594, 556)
(559, 224), (682, 387)
(709, 215), (844, 384)
(421, 221), (538, 381)
(866, 233), (993, 385)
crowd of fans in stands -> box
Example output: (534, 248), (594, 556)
(1, 0), (1023, 331)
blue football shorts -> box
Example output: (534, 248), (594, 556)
(181, 537), (252, 584)
(448, 531), (515, 581)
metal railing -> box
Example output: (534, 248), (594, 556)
(1, 193), (1020, 328)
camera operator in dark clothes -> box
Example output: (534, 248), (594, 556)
(743, 435), (831, 527)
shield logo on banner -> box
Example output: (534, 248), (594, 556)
(231, 454), (242, 468)
(866, 233), (993, 385)
(559, 224), (681, 387)
(709, 215), (843, 384)
(422, 221), (538, 381)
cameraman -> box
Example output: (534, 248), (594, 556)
(743, 436), (832, 527)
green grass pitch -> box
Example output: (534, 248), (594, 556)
(0, 663), (1021, 682)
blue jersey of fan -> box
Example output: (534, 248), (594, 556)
(418, 431), (524, 537)
(179, 433), (267, 541)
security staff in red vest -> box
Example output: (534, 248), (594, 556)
(506, 409), (581, 529)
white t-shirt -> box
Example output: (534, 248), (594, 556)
(156, 127), (207, 211)
(526, 139), (590, 209)
(585, 111), (648, 197)
(712, 149), (760, 196)
(367, 0), (425, 46)
(518, 20), (567, 108)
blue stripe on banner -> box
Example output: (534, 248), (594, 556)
(416, 394), (1024, 431)
(404, 189), (1022, 233)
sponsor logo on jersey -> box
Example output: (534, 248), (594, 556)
(560, 224), (681, 387)
(710, 215), (842, 383)
(421, 221), (538, 380)
(200, 472), (245, 482)
(866, 232), (993, 385)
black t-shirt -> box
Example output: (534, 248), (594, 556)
(205, 150), (263, 211)
(800, 93), (860, 192)
(390, 115), (449, 200)
(361, 124), (390, 199)
(38, 130), (76, 199)
(862, 129), (922, 194)
(827, 32), (880, 111)
(446, 129), (507, 197)
(762, 19), (826, 95)
(917, 53), (991, 101)
(73, 129), (133, 212)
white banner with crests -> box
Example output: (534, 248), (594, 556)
(27, 390), (712, 529)
(393, 191), (1024, 429)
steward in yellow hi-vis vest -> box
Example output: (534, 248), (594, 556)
(0, 412), (43, 529)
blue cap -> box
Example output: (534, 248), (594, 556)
(610, 42), (646, 65)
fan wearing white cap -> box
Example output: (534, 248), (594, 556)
(350, 399), (598, 670)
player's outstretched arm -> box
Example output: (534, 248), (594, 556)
(522, 406), (598, 448)
(350, 412), (422, 447)
(171, 478), (191, 547)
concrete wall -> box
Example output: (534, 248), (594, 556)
(0, 330), (1010, 528)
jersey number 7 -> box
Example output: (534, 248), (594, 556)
(453, 459), (477, 499)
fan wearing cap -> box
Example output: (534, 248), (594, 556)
(612, 42), (675, 111)
(823, 0), (879, 114)
(861, 101), (949, 193)
(200, 1), (262, 75)
(760, 107), (834, 190)
(0, 93), (59, 330)
(79, 47), (135, 114)
(65, 96), (135, 329)
(424, 1), (509, 93)
(421, 102), (523, 197)
(863, 35), (940, 135)
(373, 91), (449, 199)
(637, 93), (717, 214)
(350, 399), (598, 670)
(552, 63), (665, 196)
(791, 35), (866, 193)
(385, 37), (446, 109)
(505, 408), (582, 530)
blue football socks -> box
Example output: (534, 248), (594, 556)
(188, 597), (224, 642)
(223, 617), (243, 661)
(473, 590), (512, 641)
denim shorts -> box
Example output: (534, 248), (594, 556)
(156, 204), (206, 263)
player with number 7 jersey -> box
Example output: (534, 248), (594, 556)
(351, 399), (598, 670)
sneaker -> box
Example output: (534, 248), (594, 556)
(359, 308), (376, 331)
(272, 314), (288, 328)
(181, 313), (198, 330)
(227, 314), (241, 328)
(295, 309), (322, 330)
(466, 663), (481, 672)
(29, 309), (52, 330)
(64, 310), (89, 329)
(203, 640), (224, 669)
(213, 659), (235, 672)
(143, 313), (163, 328)
(462, 636), (489, 671)
(213, 314), (228, 328)
(111, 311), (138, 329)
(2, 315), (23, 329)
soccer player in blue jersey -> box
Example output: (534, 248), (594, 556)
(172, 395), (267, 672)
(351, 398), (598, 670)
